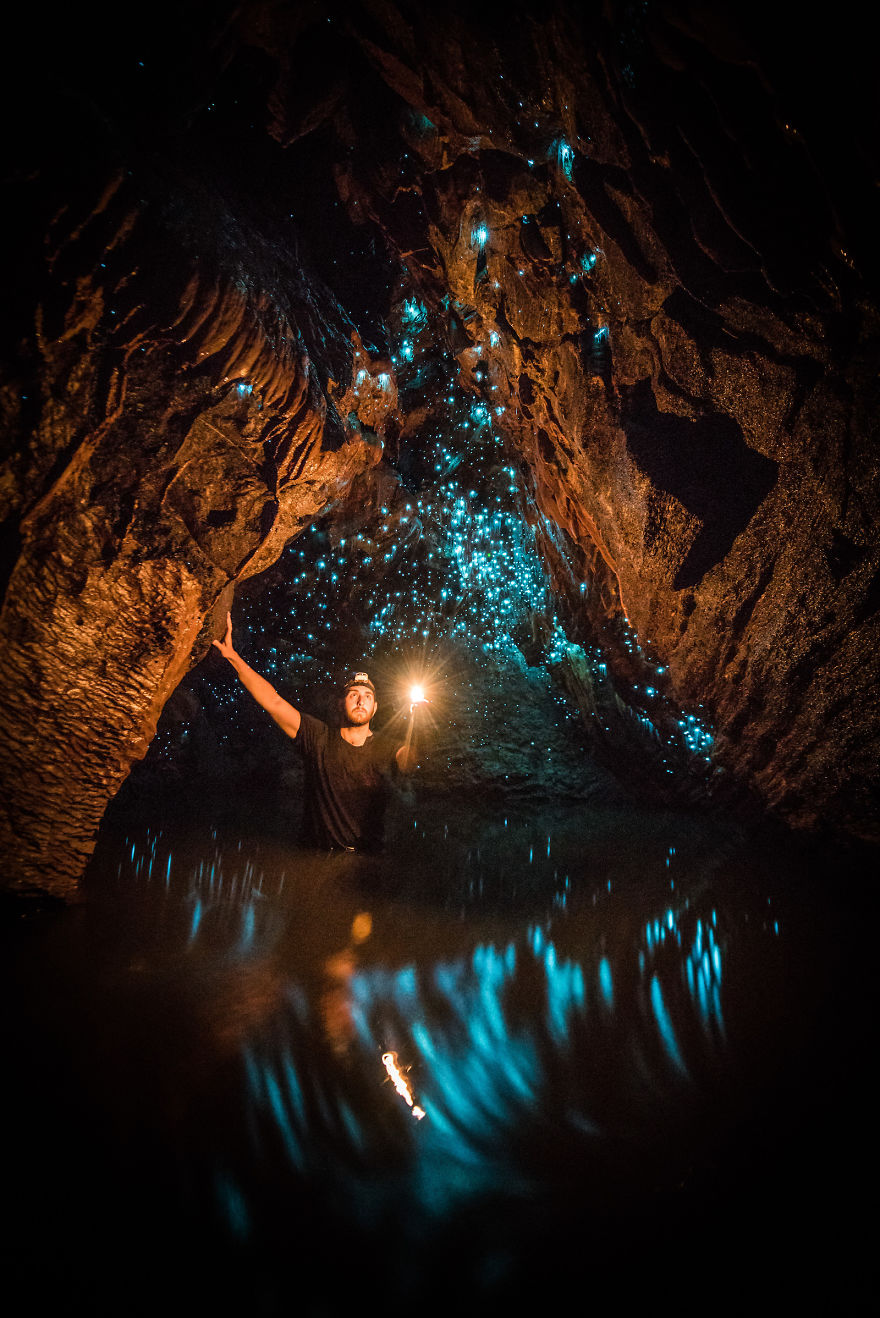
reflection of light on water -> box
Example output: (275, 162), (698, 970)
(103, 819), (800, 1249)
(351, 912), (372, 944)
(382, 1051), (425, 1120)
(598, 956), (614, 1008)
(686, 916), (725, 1039)
(650, 975), (688, 1076)
(639, 903), (726, 1045)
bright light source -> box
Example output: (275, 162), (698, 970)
(382, 1051), (425, 1120)
(409, 684), (426, 704)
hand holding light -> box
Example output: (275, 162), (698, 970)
(408, 684), (431, 716)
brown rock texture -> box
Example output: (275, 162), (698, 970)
(0, 162), (397, 896)
(2, 0), (878, 894)
(253, 0), (878, 836)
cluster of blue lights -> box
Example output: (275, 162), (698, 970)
(220, 294), (591, 699)
(147, 226), (716, 790)
(678, 714), (714, 757)
(551, 137), (575, 180)
(401, 297), (427, 329)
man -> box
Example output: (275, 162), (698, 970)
(212, 612), (422, 853)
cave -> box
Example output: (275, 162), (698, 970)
(1, 0), (876, 1311)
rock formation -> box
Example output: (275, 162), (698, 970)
(0, 57), (400, 894)
(2, 0), (878, 895)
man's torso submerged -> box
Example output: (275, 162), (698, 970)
(297, 713), (397, 852)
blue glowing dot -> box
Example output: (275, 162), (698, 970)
(553, 138), (575, 179)
(402, 297), (426, 326)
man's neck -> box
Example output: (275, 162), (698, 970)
(340, 724), (372, 746)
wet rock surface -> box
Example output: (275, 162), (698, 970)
(2, 1), (879, 892)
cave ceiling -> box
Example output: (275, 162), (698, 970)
(1, 0), (879, 895)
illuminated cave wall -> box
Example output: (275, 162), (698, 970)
(230, 0), (880, 838)
(2, 0), (879, 894)
(138, 282), (715, 819)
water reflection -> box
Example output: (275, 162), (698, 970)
(2, 804), (860, 1310)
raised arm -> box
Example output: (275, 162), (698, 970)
(395, 698), (428, 774)
(212, 612), (301, 738)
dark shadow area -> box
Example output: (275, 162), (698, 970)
(622, 378), (778, 588)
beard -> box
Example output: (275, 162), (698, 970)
(344, 707), (372, 726)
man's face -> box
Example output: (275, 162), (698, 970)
(342, 685), (376, 726)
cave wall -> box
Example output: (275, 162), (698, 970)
(0, 87), (399, 894)
(251, 0), (879, 836)
(2, 0), (879, 894)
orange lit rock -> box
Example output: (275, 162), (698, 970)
(0, 174), (387, 896)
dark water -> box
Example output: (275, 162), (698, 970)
(1, 800), (871, 1313)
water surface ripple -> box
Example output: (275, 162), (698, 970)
(1, 803), (869, 1312)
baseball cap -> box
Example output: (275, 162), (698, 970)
(341, 670), (376, 697)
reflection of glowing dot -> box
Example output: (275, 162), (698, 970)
(351, 912), (372, 943)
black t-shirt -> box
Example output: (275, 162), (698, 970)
(296, 713), (400, 852)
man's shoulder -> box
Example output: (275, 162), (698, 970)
(298, 711), (329, 747)
(300, 712), (327, 728)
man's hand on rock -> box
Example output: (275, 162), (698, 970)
(212, 611), (237, 662)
